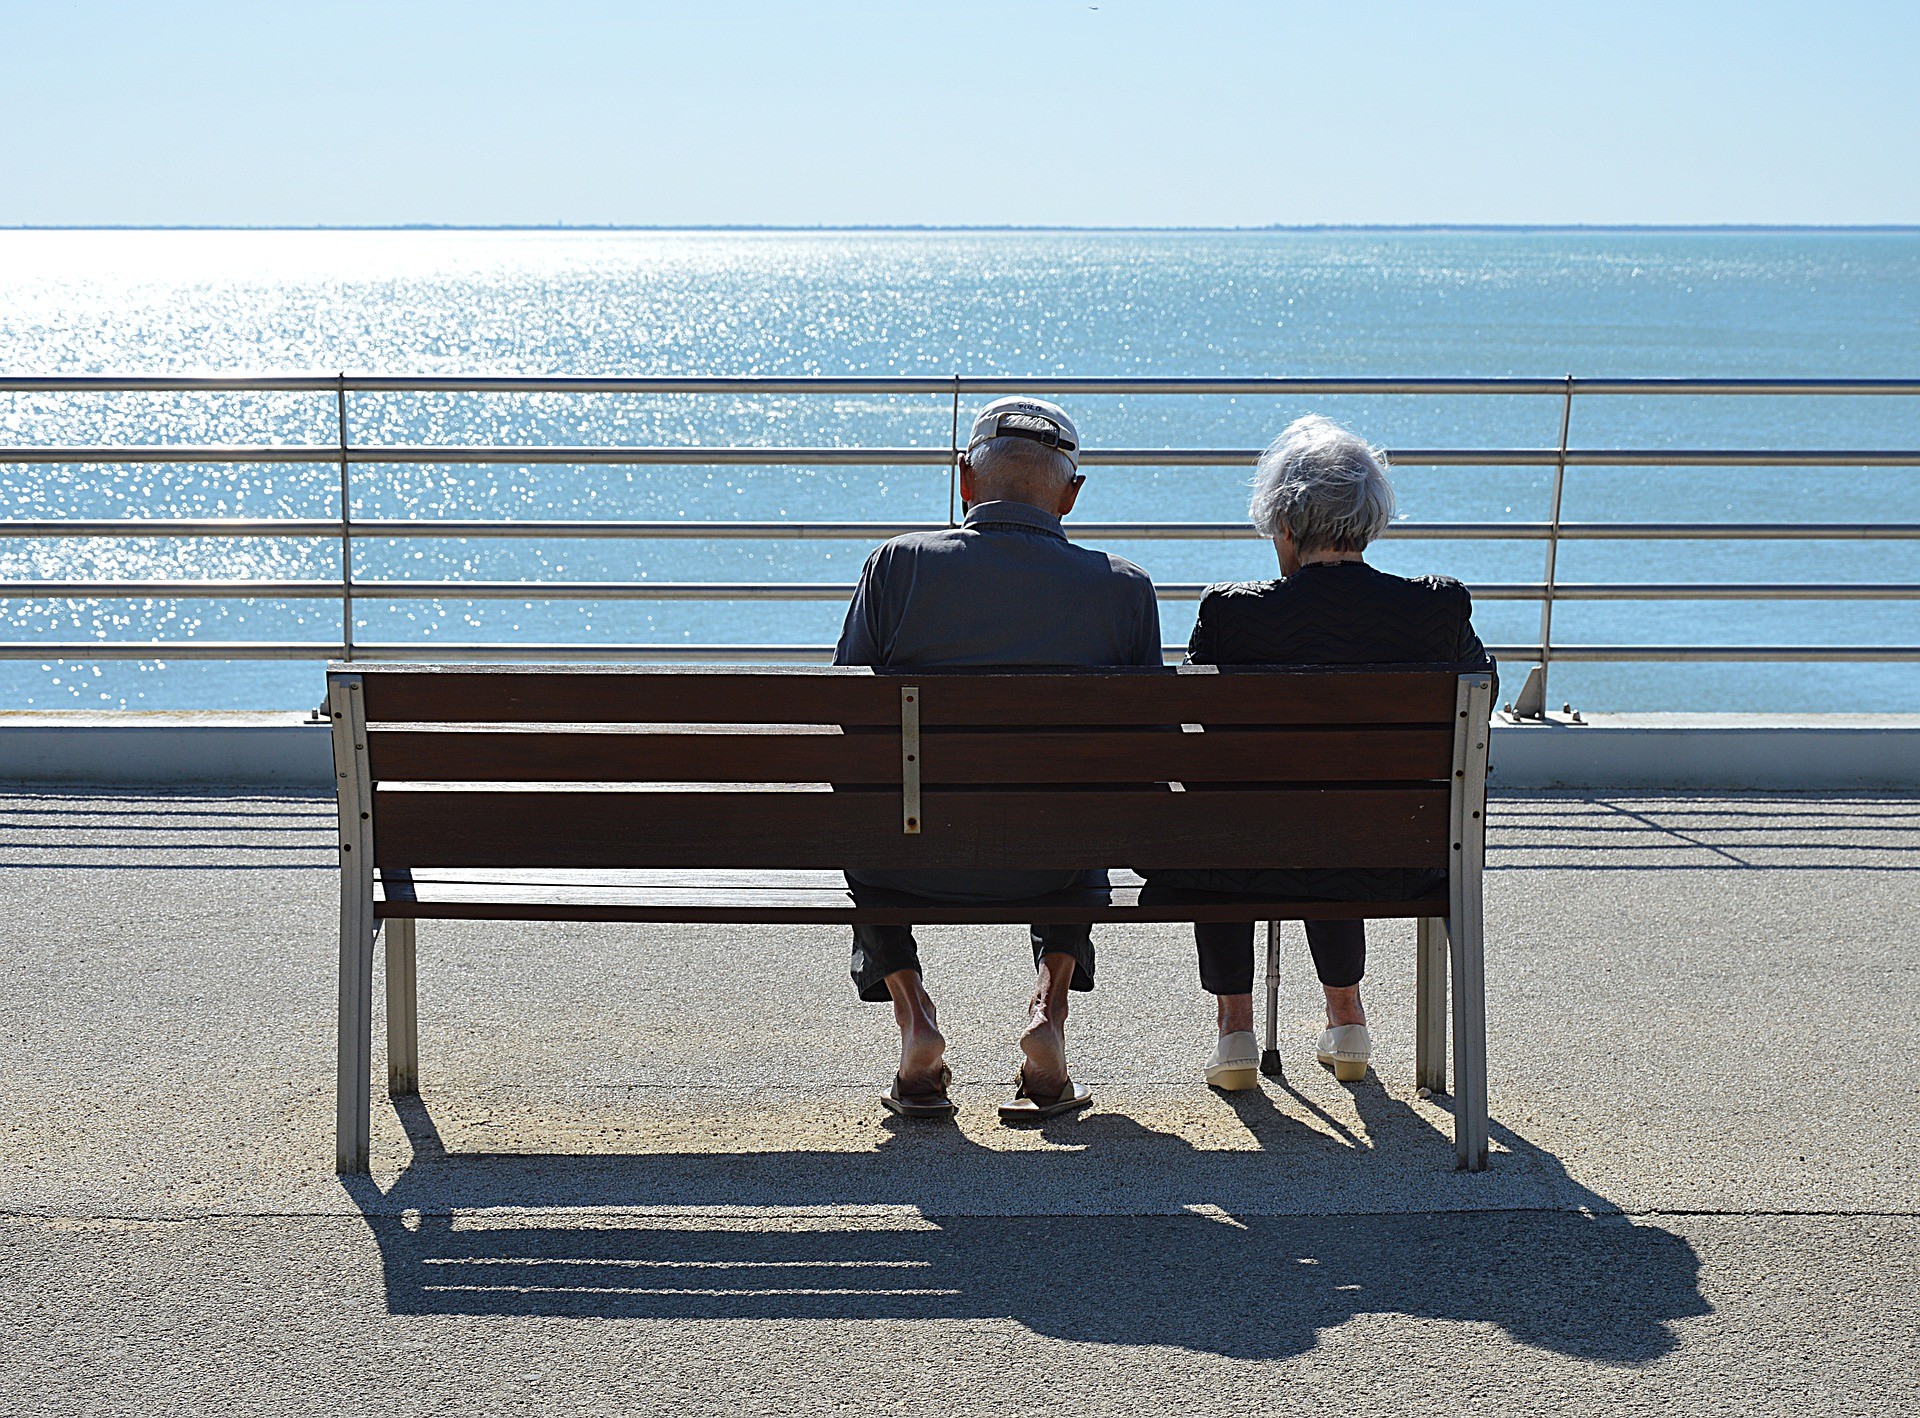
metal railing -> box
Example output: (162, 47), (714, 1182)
(3, 374), (1918, 708)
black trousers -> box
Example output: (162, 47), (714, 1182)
(1143, 866), (1447, 996)
(844, 868), (1104, 1003)
(1194, 919), (1365, 994)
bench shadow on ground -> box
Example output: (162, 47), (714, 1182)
(341, 1083), (1708, 1364)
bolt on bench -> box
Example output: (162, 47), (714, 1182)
(328, 663), (1494, 1174)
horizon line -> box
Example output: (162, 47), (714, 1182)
(4, 222), (1920, 234)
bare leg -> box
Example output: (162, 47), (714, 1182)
(1324, 983), (1366, 1029)
(884, 968), (947, 1094)
(1216, 993), (1255, 1036)
(1018, 951), (1077, 1100)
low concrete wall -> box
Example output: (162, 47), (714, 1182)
(0, 713), (333, 788)
(1, 711), (1915, 791)
(1486, 714), (1920, 790)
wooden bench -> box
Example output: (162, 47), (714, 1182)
(327, 662), (1495, 1174)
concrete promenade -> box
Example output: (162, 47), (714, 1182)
(2, 790), (1916, 1415)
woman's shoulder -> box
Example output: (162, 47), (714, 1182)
(1397, 571), (1472, 602)
(1194, 579), (1284, 621)
(1363, 570), (1477, 634)
(1197, 569), (1473, 614)
(1198, 578), (1283, 603)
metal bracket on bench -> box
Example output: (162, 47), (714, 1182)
(901, 685), (921, 834)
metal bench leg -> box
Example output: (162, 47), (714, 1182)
(1416, 916), (1448, 1094)
(1260, 920), (1284, 1076)
(1448, 905), (1489, 1171)
(386, 917), (419, 1098)
(335, 857), (375, 1174)
(1445, 669), (1493, 1171)
(331, 672), (375, 1175)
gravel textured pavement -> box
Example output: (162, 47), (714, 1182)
(2, 790), (1915, 1415)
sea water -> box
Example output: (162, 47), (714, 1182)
(1, 227), (1916, 712)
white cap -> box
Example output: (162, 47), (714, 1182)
(966, 396), (1080, 470)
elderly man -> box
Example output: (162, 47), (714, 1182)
(835, 396), (1161, 1124)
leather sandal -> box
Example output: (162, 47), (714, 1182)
(997, 1072), (1093, 1125)
(881, 1065), (957, 1118)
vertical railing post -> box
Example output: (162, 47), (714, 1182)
(335, 374), (355, 661)
(948, 373), (962, 526)
(1534, 374), (1576, 704)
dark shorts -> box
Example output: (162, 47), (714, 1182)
(844, 869), (1106, 1002)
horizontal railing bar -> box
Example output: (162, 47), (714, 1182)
(1522, 522), (1920, 541)
(1525, 583), (1920, 601)
(6, 443), (1920, 468)
(4, 518), (1920, 542)
(1561, 450), (1920, 467)
(356, 581), (857, 601)
(0, 519), (351, 538)
(2, 641), (1916, 664)
(0, 445), (339, 465)
(0, 642), (839, 662)
(1503, 645), (1920, 663)
(1548, 379), (1920, 397)
(0, 445), (946, 466)
(0, 578), (1115, 601)
(6, 580), (1917, 603)
(0, 376), (351, 393)
(0, 641), (355, 660)
(5, 374), (1920, 396)
(0, 580), (346, 599)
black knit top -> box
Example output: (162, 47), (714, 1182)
(1187, 561), (1493, 674)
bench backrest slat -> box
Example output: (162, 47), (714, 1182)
(358, 665), (1457, 726)
(367, 725), (1456, 785)
(371, 785), (1451, 872)
(336, 662), (1475, 876)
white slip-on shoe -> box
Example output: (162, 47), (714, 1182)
(1205, 1030), (1261, 1091)
(1316, 1024), (1372, 1082)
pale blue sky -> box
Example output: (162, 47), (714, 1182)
(3, 0), (1916, 227)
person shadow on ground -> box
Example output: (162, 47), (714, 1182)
(341, 1078), (1707, 1365)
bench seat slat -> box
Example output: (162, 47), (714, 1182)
(372, 784), (1451, 871)
(367, 725), (1455, 784)
(359, 665), (1460, 727)
(373, 867), (1448, 926)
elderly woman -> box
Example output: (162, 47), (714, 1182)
(1145, 415), (1494, 1090)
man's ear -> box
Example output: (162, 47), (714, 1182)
(1056, 473), (1085, 517)
(957, 455), (976, 506)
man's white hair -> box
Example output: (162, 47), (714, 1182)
(968, 436), (1076, 489)
(1248, 415), (1397, 552)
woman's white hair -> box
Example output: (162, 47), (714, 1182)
(1248, 415), (1397, 552)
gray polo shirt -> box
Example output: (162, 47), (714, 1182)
(833, 500), (1162, 669)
